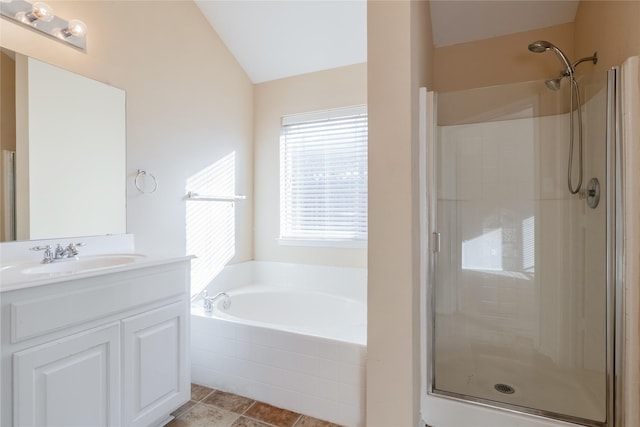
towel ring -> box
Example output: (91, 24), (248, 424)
(135, 169), (158, 194)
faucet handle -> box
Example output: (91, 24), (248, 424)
(29, 245), (51, 256)
(202, 290), (214, 313)
(66, 242), (85, 256)
(30, 245), (53, 263)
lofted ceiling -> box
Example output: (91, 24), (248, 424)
(195, 0), (580, 84)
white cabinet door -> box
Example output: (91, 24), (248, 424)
(122, 301), (189, 427)
(13, 323), (121, 427)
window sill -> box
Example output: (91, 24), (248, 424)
(277, 238), (367, 249)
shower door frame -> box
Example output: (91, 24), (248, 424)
(425, 68), (622, 427)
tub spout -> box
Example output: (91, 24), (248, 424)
(203, 290), (231, 313)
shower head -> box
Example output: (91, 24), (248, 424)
(528, 40), (574, 75)
(527, 40), (552, 53)
(545, 78), (562, 91)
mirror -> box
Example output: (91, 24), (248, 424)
(0, 49), (126, 242)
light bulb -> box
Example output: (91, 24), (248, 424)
(15, 1), (54, 23)
(55, 18), (87, 39)
(14, 11), (30, 23)
(66, 19), (87, 37)
(31, 2), (54, 22)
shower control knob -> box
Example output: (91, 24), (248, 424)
(585, 177), (600, 209)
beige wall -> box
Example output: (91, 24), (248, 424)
(367, 0), (433, 425)
(434, 1), (640, 94)
(253, 63), (367, 267)
(0, 1), (254, 264)
(574, 1), (640, 72)
(434, 23), (574, 92)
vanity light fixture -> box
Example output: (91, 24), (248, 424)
(15, 1), (53, 24)
(0, 0), (87, 49)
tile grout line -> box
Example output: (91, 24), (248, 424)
(234, 400), (279, 427)
(181, 398), (246, 426)
(237, 409), (302, 427)
(202, 390), (257, 424)
(190, 386), (339, 427)
(240, 399), (257, 416)
(177, 387), (220, 422)
(176, 401), (202, 420)
(200, 389), (217, 402)
(239, 413), (285, 427)
(291, 414), (303, 427)
(171, 400), (196, 420)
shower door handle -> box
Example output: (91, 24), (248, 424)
(432, 232), (441, 253)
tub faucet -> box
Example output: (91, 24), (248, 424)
(203, 290), (231, 313)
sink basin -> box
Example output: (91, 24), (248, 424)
(15, 254), (147, 275)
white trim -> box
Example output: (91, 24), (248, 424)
(281, 105), (367, 126)
(621, 55), (640, 427)
(277, 238), (366, 249)
(419, 86), (438, 424)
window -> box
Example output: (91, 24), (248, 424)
(279, 106), (368, 245)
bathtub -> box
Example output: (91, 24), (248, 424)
(190, 261), (367, 427)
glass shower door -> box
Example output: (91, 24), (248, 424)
(431, 69), (611, 426)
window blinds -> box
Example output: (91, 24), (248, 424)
(280, 106), (368, 242)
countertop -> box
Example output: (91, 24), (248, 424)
(0, 254), (194, 293)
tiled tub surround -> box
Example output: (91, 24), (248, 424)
(191, 261), (366, 427)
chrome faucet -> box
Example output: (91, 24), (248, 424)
(30, 242), (85, 263)
(54, 244), (69, 259)
(202, 290), (231, 313)
(30, 245), (54, 263)
(64, 242), (83, 257)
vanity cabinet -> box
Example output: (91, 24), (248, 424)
(123, 302), (188, 427)
(0, 259), (191, 427)
(13, 323), (121, 427)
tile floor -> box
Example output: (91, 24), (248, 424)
(167, 384), (343, 427)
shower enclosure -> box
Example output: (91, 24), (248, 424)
(429, 66), (618, 426)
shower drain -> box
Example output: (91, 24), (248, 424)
(494, 383), (516, 394)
